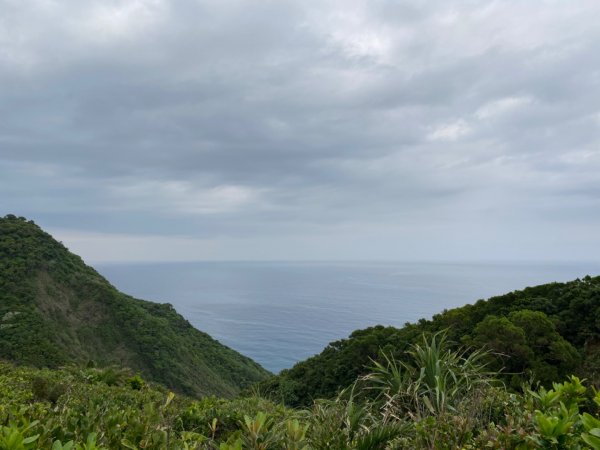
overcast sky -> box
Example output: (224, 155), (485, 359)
(1, 0), (600, 263)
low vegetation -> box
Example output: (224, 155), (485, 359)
(1, 333), (600, 449)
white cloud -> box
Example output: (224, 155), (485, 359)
(109, 180), (264, 215)
(558, 149), (600, 167)
(427, 119), (471, 142)
(77, 0), (167, 43)
(475, 96), (534, 120)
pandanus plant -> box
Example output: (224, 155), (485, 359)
(307, 384), (407, 450)
(362, 331), (496, 420)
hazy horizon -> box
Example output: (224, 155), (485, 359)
(92, 257), (600, 265)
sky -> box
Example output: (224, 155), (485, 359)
(1, 0), (600, 263)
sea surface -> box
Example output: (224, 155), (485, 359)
(96, 261), (600, 373)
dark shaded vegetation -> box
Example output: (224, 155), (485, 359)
(0, 215), (270, 398)
(260, 275), (599, 407)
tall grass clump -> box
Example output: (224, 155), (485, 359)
(358, 331), (501, 447)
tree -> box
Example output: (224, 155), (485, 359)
(471, 310), (580, 387)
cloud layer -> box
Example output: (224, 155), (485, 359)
(2, 0), (600, 261)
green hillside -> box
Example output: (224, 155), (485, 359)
(0, 215), (270, 398)
(260, 275), (600, 407)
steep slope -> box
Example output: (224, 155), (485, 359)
(261, 275), (600, 406)
(0, 215), (270, 397)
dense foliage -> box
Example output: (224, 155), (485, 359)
(2, 334), (600, 449)
(0, 215), (270, 398)
(260, 275), (599, 407)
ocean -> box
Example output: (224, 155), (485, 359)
(96, 261), (600, 373)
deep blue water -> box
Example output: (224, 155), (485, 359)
(96, 261), (600, 373)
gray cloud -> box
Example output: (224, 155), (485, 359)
(1, 0), (600, 261)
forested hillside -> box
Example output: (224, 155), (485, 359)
(0, 215), (270, 398)
(261, 275), (600, 407)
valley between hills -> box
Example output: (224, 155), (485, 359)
(2, 214), (600, 449)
